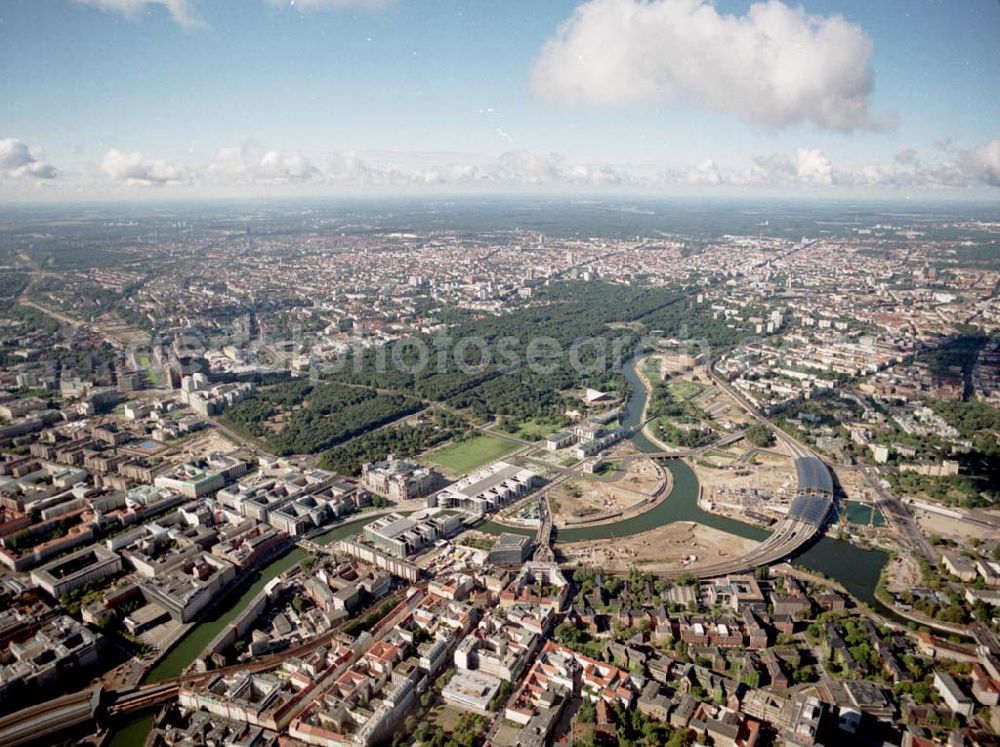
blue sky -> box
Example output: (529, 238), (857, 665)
(0, 0), (997, 199)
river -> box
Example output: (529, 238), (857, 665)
(480, 353), (888, 606)
(109, 355), (888, 745)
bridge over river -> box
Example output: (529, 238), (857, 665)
(482, 353), (886, 593)
(28, 353), (885, 747)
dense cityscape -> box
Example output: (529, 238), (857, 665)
(2, 0), (999, 745)
(0, 199), (996, 747)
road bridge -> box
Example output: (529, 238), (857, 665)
(533, 494), (555, 562)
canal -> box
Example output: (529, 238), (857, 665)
(107, 515), (387, 746)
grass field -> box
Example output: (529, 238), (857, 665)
(426, 434), (519, 474)
(667, 378), (707, 400)
(705, 449), (736, 462)
(641, 356), (663, 383)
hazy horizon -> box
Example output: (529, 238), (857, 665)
(1, 0), (998, 202)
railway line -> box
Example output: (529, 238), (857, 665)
(0, 355), (836, 744)
(0, 585), (423, 746)
(648, 451), (833, 580)
(647, 357), (836, 580)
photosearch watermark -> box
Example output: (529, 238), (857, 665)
(118, 323), (721, 383)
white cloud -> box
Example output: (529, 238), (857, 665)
(101, 148), (187, 185)
(495, 150), (564, 185)
(844, 139), (1000, 190)
(531, 0), (882, 131)
(687, 159), (722, 185)
(0, 139), (58, 179)
(795, 148), (834, 185)
(739, 154), (789, 185)
(491, 150), (627, 186)
(210, 146), (319, 183)
(258, 150), (317, 181)
(8, 138), (996, 197)
(727, 149), (834, 186)
(264, 0), (396, 10)
(73, 0), (202, 28)
(318, 148), (629, 188)
(965, 140), (1000, 188)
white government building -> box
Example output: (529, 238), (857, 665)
(432, 461), (539, 516)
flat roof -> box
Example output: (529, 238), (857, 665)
(494, 533), (531, 548)
(442, 668), (503, 707)
(33, 543), (119, 579)
(368, 513), (416, 539)
(448, 462), (534, 500)
(127, 602), (170, 624)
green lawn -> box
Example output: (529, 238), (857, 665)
(426, 435), (519, 474)
(705, 449), (736, 462)
(641, 356), (663, 383)
(667, 378), (707, 400)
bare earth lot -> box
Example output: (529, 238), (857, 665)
(560, 521), (759, 574)
(550, 455), (664, 525)
(915, 510), (1000, 542)
(883, 551), (923, 595)
(695, 449), (796, 495)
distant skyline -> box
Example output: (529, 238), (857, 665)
(1, 0), (998, 201)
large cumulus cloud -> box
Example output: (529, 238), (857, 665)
(531, 0), (883, 132)
(101, 148), (188, 185)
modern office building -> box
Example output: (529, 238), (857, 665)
(434, 462), (539, 516)
(362, 511), (463, 558)
(488, 533), (533, 566)
(154, 453), (248, 499)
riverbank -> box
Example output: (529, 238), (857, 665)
(635, 353), (675, 453)
(552, 456), (673, 530)
(874, 586), (971, 638)
(559, 520), (760, 574)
